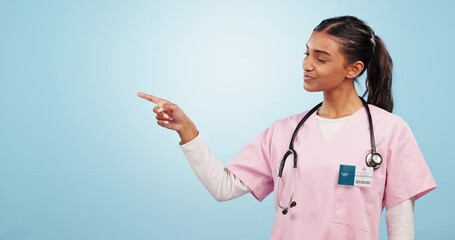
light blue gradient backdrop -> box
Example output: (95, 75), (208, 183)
(1, 0), (454, 239)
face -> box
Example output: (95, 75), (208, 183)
(302, 31), (352, 93)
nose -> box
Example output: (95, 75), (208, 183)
(302, 57), (313, 72)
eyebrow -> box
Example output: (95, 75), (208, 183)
(306, 44), (331, 56)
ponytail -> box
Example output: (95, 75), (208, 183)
(314, 16), (394, 112)
(365, 35), (394, 112)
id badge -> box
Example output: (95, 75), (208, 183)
(338, 164), (373, 187)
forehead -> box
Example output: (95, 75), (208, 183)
(306, 31), (343, 56)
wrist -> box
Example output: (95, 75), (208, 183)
(178, 121), (198, 145)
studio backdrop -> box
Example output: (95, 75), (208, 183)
(1, 0), (454, 239)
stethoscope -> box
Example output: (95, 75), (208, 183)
(276, 96), (382, 215)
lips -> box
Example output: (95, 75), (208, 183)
(304, 75), (316, 81)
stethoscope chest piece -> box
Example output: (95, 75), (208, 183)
(365, 152), (382, 169)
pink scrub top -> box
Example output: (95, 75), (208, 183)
(227, 105), (437, 240)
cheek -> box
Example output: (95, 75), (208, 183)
(314, 66), (348, 89)
(322, 65), (347, 80)
(315, 66), (333, 82)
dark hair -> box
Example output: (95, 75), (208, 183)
(314, 16), (394, 112)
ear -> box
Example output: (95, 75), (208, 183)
(346, 60), (364, 79)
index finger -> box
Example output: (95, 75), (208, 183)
(137, 92), (166, 106)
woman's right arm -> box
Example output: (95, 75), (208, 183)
(137, 92), (251, 201)
(180, 133), (250, 201)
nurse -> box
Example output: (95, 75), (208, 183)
(138, 16), (436, 239)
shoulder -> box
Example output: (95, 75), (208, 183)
(368, 105), (414, 140)
(272, 110), (309, 126)
(264, 110), (312, 136)
(369, 104), (408, 127)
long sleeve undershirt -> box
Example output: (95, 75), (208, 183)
(180, 125), (415, 239)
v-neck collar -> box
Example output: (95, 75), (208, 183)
(316, 116), (351, 142)
(309, 105), (368, 144)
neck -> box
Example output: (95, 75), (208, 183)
(318, 87), (363, 119)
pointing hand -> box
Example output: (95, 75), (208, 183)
(137, 92), (198, 144)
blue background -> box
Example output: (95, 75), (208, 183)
(1, 0), (454, 239)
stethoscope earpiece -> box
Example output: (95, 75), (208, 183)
(290, 201), (297, 208)
(281, 201), (297, 215)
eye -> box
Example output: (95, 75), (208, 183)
(317, 57), (327, 63)
(304, 52), (309, 58)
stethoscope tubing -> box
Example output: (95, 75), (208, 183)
(276, 96), (381, 215)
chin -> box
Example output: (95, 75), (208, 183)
(303, 83), (319, 92)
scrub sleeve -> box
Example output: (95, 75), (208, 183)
(383, 120), (437, 209)
(226, 125), (275, 202)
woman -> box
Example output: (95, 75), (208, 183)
(138, 16), (436, 240)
